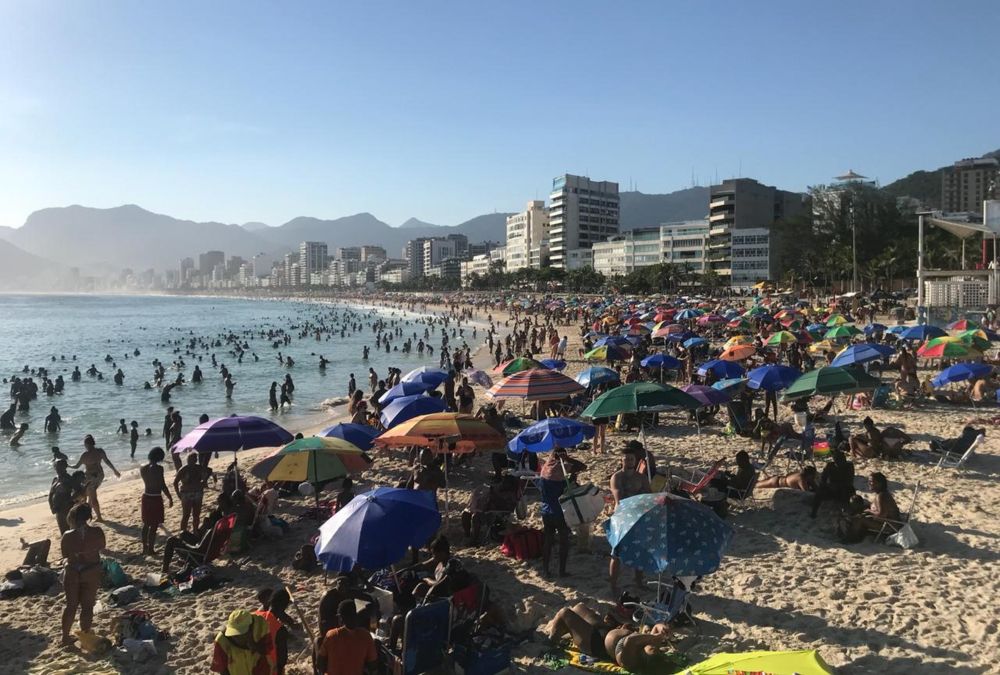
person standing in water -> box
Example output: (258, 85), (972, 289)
(139, 447), (173, 556)
(71, 435), (120, 522)
(129, 421), (139, 459)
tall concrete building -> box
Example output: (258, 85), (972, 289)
(505, 200), (549, 271)
(404, 238), (431, 277)
(592, 220), (710, 277)
(179, 257), (195, 285)
(548, 174), (619, 269)
(446, 234), (469, 258)
(299, 241), (328, 284)
(707, 178), (806, 287)
(198, 250), (225, 276)
(360, 245), (387, 263)
(423, 239), (456, 274)
(942, 157), (1000, 214)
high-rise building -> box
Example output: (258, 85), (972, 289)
(336, 246), (362, 261)
(592, 220), (710, 277)
(423, 239), (456, 274)
(446, 233), (469, 258)
(198, 250), (225, 276)
(360, 245), (387, 263)
(707, 178), (806, 287)
(179, 257), (195, 285)
(548, 174), (619, 269)
(251, 253), (274, 279)
(404, 238), (432, 277)
(299, 242), (328, 285)
(942, 157), (1000, 214)
(505, 200), (549, 272)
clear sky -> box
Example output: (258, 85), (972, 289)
(1, 0), (997, 228)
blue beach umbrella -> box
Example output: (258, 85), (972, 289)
(675, 309), (703, 321)
(575, 366), (621, 388)
(594, 335), (631, 348)
(931, 362), (993, 388)
(863, 323), (888, 335)
(508, 417), (595, 453)
(605, 492), (733, 577)
(378, 380), (434, 405)
(666, 331), (697, 343)
(539, 358), (567, 371)
(401, 366), (450, 388)
(641, 353), (682, 369)
(683, 337), (709, 349)
(379, 395), (448, 429)
(316, 423), (380, 451)
(830, 343), (895, 368)
(712, 378), (747, 395)
(746, 365), (801, 391)
(901, 324), (947, 341)
(315, 487), (441, 572)
(886, 325), (907, 335)
(697, 359), (745, 379)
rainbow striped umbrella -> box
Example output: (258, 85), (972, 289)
(374, 413), (506, 453)
(825, 313), (848, 327)
(486, 368), (585, 401)
(824, 325), (862, 340)
(249, 436), (371, 484)
(948, 318), (980, 331)
(917, 337), (980, 359)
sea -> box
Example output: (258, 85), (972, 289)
(0, 294), (467, 504)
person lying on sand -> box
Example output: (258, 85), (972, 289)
(547, 603), (674, 673)
(756, 465), (817, 491)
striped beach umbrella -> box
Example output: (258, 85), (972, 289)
(249, 436), (372, 484)
(916, 337), (980, 359)
(374, 413), (506, 453)
(765, 331), (798, 346)
(486, 368), (585, 401)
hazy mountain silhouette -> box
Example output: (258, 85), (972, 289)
(0, 238), (62, 289)
(399, 217), (440, 229)
(0, 225), (14, 240)
(240, 221), (272, 232)
(618, 187), (711, 229)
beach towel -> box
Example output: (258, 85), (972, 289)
(542, 649), (631, 674)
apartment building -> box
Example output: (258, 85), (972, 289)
(592, 220), (710, 277)
(548, 174), (619, 268)
(505, 200), (550, 271)
(299, 241), (328, 283)
(942, 157), (1000, 214)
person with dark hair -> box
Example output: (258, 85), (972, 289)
(547, 604), (673, 673)
(859, 472), (900, 530)
(335, 478), (356, 512)
(317, 599), (377, 675)
(723, 450), (756, 495)
(540, 449), (587, 579)
(255, 587), (300, 675)
(71, 434), (120, 522)
(175, 452), (213, 532)
(756, 465), (818, 491)
(140, 447), (173, 556)
(60, 503), (105, 647)
(161, 492), (233, 574)
(461, 475), (519, 545)
(609, 448), (649, 595)
(809, 445), (856, 518)
(49, 459), (82, 534)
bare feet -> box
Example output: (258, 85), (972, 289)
(60, 635), (76, 648)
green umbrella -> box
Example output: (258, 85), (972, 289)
(581, 382), (699, 418)
(824, 325), (861, 340)
(781, 366), (881, 401)
(494, 357), (543, 375)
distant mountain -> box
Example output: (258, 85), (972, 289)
(241, 221), (272, 232)
(618, 187), (711, 229)
(0, 238), (62, 289)
(0, 225), (14, 240)
(399, 218), (440, 229)
(9, 204), (278, 272)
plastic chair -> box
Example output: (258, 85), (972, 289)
(623, 577), (699, 632)
(935, 434), (984, 470)
(727, 472), (760, 512)
(179, 513), (236, 567)
(381, 599), (451, 675)
(870, 482), (921, 543)
(675, 460), (724, 496)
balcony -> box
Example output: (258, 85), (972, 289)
(709, 225), (730, 237)
(709, 197), (734, 209)
(709, 211), (733, 223)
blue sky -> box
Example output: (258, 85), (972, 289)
(1, 1), (997, 228)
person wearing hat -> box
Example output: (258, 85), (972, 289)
(211, 608), (273, 675)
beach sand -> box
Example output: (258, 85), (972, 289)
(0, 300), (997, 674)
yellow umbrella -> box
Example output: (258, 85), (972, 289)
(678, 649), (834, 675)
(808, 339), (836, 355)
(723, 335), (753, 349)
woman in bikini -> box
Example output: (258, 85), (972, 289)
(71, 434), (121, 522)
(756, 465), (817, 491)
(547, 603), (674, 672)
(60, 503), (106, 647)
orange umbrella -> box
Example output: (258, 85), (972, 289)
(720, 344), (757, 361)
(373, 413), (506, 453)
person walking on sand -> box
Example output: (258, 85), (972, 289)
(175, 452), (214, 533)
(60, 503), (106, 647)
(139, 447), (173, 556)
(71, 435), (120, 522)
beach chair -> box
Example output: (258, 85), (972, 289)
(930, 427), (984, 459)
(869, 482), (921, 544)
(725, 403), (751, 437)
(380, 599), (451, 675)
(675, 460), (723, 496)
(935, 433), (984, 470)
(623, 577), (699, 632)
(179, 513), (236, 568)
(727, 472), (760, 512)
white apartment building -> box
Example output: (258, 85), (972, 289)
(505, 200), (549, 271)
(422, 239), (456, 274)
(592, 220), (710, 277)
(730, 227), (771, 287)
(299, 241), (328, 284)
(564, 248), (593, 270)
(548, 174), (619, 269)
(461, 254), (492, 286)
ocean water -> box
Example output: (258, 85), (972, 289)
(0, 294), (468, 503)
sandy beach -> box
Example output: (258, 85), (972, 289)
(0, 296), (997, 674)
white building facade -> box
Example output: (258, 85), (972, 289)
(592, 220), (710, 277)
(505, 200), (549, 271)
(548, 174), (619, 269)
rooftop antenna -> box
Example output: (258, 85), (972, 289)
(739, 159), (743, 177)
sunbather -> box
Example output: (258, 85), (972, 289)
(756, 466), (817, 491)
(547, 604), (674, 673)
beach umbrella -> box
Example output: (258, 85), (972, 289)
(824, 325), (862, 340)
(917, 337), (980, 359)
(378, 394), (448, 429)
(723, 335), (753, 349)
(317, 422), (380, 450)
(640, 353), (682, 369)
(825, 313), (848, 327)
(675, 309), (703, 321)
(249, 436), (371, 488)
(719, 344), (756, 361)
(584, 345), (629, 361)
(697, 359), (745, 379)
(746, 365), (801, 391)
(171, 415), (293, 458)
(581, 382), (699, 418)
(494, 357), (543, 376)
(957, 330), (992, 351)
(807, 339), (836, 355)
(931, 362), (993, 387)
(314, 487), (441, 572)
(781, 366), (882, 401)
(623, 324), (651, 336)
(744, 305), (770, 317)
(712, 378), (747, 395)
(886, 325), (907, 335)
(948, 318), (980, 331)
(605, 492), (733, 577)
(766, 331), (798, 346)
(678, 650), (835, 675)
(539, 358), (567, 371)
(401, 366), (450, 388)
(463, 369), (494, 388)
(682, 337), (708, 349)
(780, 318), (804, 330)
(486, 368), (585, 401)
(696, 314), (725, 326)
(863, 323), (888, 335)
(666, 330), (697, 343)
(508, 417), (595, 454)
(901, 324), (947, 341)
(374, 412), (506, 453)
(830, 343), (894, 368)
(378, 380), (435, 405)
(593, 335), (632, 348)
(727, 318), (753, 331)
(575, 366), (621, 388)
(680, 384), (731, 406)
(806, 322), (828, 334)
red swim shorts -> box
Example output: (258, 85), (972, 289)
(141, 494), (165, 527)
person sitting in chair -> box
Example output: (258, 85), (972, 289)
(809, 445), (855, 518)
(856, 472), (900, 532)
(461, 475), (519, 545)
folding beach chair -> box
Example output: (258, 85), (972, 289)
(179, 513), (236, 568)
(622, 577), (699, 633)
(725, 403), (751, 437)
(727, 472), (760, 512)
(675, 460), (723, 496)
(935, 433), (984, 470)
(380, 599), (451, 675)
(870, 482), (921, 544)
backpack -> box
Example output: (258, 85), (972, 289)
(102, 559), (129, 589)
(500, 528), (543, 561)
(293, 544), (318, 572)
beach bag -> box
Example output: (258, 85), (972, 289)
(500, 528), (543, 561)
(560, 484), (604, 527)
(887, 522), (919, 549)
(110, 585), (141, 606)
(102, 559), (129, 589)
